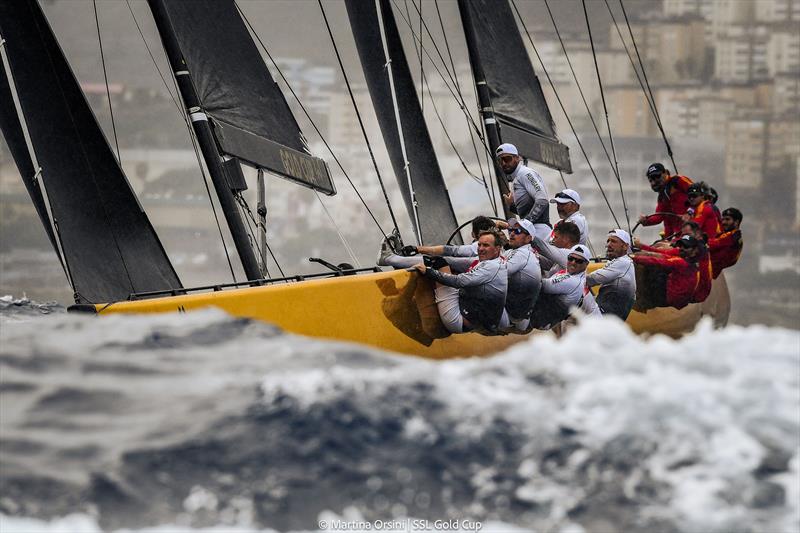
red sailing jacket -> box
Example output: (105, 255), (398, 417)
(633, 253), (699, 309)
(642, 174), (693, 237)
(635, 245), (711, 303)
(690, 200), (721, 240)
(707, 229), (743, 279)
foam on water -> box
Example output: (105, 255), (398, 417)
(1, 299), (798, 532)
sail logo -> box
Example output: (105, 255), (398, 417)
(280, 149), (327, 187)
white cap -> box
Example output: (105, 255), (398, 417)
(567, 244), (591, 262)
(495, 143), (518, 157)
(607, 229), (631, 247)
(507, 218), (535, 237)
(550, 188), (581, 205)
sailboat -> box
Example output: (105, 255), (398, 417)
(0, 0), (729, 358)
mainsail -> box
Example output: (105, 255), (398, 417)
(0, 0), (182, 304)
(345, 0), (461, 245)
(459, 0), (571, 173)
(151, 0), (335, 196)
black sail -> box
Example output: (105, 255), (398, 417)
(460, 0), (571, 173)
(155, 0), (334, 195)
(0, 0), (181, 303)
(0, 65), (62, 264)
(345, 0), (461, 245)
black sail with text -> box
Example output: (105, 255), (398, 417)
(345, 0), (461, 245)
(460, 0), (571, 173)
(155, 0), (335, 195)
(0, 0), (182, 303)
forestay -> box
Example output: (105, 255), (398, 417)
(154, 0), (335, 195)
(0, 0), (182, 304)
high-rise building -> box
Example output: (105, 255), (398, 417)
(714, 24), (770, 82)
(755, 0), (800, 23)
(766, 23), (800, 77)
(774, 73), (800, 114)
(725, 113), (767, 188)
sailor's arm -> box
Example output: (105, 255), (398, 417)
(420, 261), (496, 288)
(541, 272), (579, 295)
(532, 235), (568, 268)
(586, 260), (625, 287)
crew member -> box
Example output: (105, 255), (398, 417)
(532, 221), (581, 275)
(632, 235), (701, 309)
(707, 187), (722, 224)
(586, 229), (636, 320)
(497, 143), (551, 240)
(707, 207), (743, 279)
(684, 182), (720, 239)
(638, 163), (693, 238)
(377, 216), (496, 268)
(549, 188), (589, 246)
(499, 218), (541, 332)
(633, 223), (711, 303)
(529, 244), (592, 329)
(413, 230), (507, 333)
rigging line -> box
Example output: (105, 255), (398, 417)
(541, 0), (619, 184)
(127, 0), (236, 282)
(234, 192), (286, 278)
(156, 27), (237, 283)
(317, 0), (399, 236)
(388, 0), (494, 158)
(124, 0), (182, 115)
(375, 0), (422, 245)
(400, 0), (495, 213)
(618, 0), (678, 172)
(92, 0), (121, 163)
(236, 3), (388, 239)
(603, 0), (661, 132)
(433, 0), (492, 203)
(315, 191), (362, 268)
(582, 0), (631, 235)
(417, 29), (497, 213)
(510, 0), (621, 228)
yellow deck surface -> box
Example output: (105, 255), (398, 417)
(95, 266), (727, 358)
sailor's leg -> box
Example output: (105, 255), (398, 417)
(498, 309), (511, 331)
(511, 317), (530, 332)
(433, 266), (463, 333)
(381, 254), (424, 269)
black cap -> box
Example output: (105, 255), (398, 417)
(672, 235), (699, 248)
(722, 207), (743, 223)
(646, 163), (665, 177)
(687, 182), (707, 196)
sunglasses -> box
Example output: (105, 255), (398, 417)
(567, 256), (587, 264)
(510, 227), (529, 235)
(687, 193), (700, 198)
(498, 155), (516, 163)
(555, 192), (577, 202)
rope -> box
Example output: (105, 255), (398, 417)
(235, 191), (286, 278)
(317, 0), (399, 237)
(125, 0), (237, 282)
(315, 191), (361, 268)
(92, 0), (121, 163)
(400, 1), (496, 213)
(236, 2), (388, 239)
(510, 0), (621, 228)
(582, 0), (631, 236)
(433, 0), (492, 207)
(618, 0), (678, 172)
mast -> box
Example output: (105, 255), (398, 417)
(457, 0), (512, 219)
(147, 0), (262, 281)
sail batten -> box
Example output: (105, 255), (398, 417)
(459, 0), (571, 173)
(345, 0), (462, 246)
(0, 0), (182, 303)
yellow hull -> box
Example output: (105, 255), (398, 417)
(92, 266), (730, 359)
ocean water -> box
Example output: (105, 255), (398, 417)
(0, 296), (798, 533)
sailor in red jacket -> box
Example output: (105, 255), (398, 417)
(684, 182), (721, 239)
(634, 225), (712, 304)
(633, 235), (701, 309)
(638, 163), (693, 238)
(707, 207), (744, 279)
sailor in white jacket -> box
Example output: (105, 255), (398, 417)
(530, 244), (593, 329)
(586, 229), (637, 320)
(497, 143), (551, 241)
(549, 188), (589, 246)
